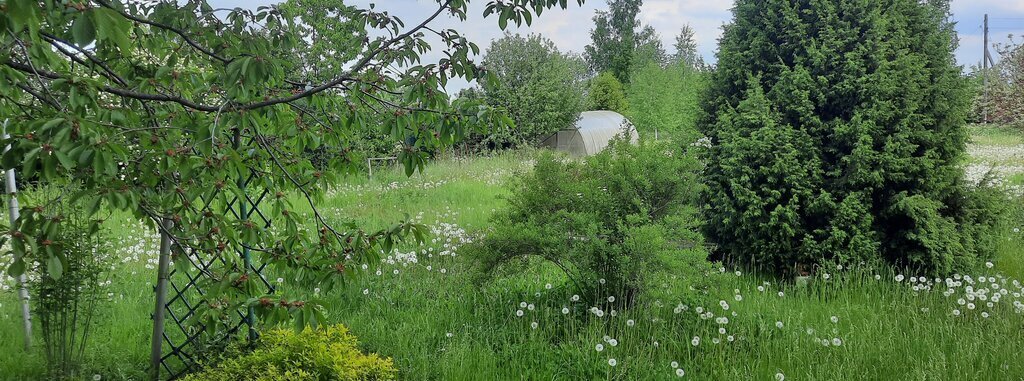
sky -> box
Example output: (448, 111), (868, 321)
(211, 0), (1024, 91)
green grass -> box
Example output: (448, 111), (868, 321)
(1, 143), (1023, 380)
(967, 124), (1024, 147)
(1008, 173), (1024, 187)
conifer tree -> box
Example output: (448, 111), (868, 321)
(701, 0), (1001, 275)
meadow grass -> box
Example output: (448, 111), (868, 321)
(1, 135), (1023, 380)
(967, 124), (1024, 147)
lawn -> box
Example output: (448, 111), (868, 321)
(1, 130), (1023, 380)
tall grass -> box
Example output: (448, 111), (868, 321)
(0, 140), (1022, 380)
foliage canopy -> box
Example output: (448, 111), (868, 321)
(583, 0), (664, 83)
(588, 72), (628, 113)
(625, 62), (704, 142)
(0, 0), (582, 333)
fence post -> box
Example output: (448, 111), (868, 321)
(232, 129), (257, 342)
(3, 120), (33, 351)
(150, 218), (173, 381)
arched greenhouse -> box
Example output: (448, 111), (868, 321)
(540, 111), (639, 156)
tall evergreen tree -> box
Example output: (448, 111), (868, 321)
(701, 0), (1002, 275)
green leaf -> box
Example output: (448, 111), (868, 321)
(6, 0), (39, 32)
(47, 254), (64, 280)
(6, 259), (25, 277)
(42, 117), (65, 131)
(72, 13), (96, 47)
(54, 150), (75, 171)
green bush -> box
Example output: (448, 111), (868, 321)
(468, 138), (713, 304)
(182, 325), (396, 381)
(11, 186), (111, 380)
(588, 72), (628, 113)
(701, 0), (1004, 275)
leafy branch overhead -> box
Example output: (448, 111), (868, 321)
(0, 0), (581, 330)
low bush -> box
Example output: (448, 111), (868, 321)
(182, 324), (396, 381)
(467, 138), (714, 305)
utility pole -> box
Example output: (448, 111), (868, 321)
(3, 120), (33, 350)
(983, 14), (989, 124)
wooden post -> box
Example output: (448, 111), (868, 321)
(3, 120), (33, 350)
(149, 218), (173, 381)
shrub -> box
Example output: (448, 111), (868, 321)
(468, 138), (713, 304)
(18, 187), (111, 380)
(588, 72), (628, 113)
(701, 0), (1003, 276)
(182, 325), (396, 381)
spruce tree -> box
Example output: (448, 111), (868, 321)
(701, 0), (1001, 275)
